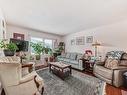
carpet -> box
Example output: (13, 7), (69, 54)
(37, 68), (106, 95)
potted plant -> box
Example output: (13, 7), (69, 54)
(30, 42), (44, 60)
(0, 40), (18, 56)
(44, 46), (52, 54)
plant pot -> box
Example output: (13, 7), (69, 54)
(4, 50), (15, 56)
(36, 55), (41, 60)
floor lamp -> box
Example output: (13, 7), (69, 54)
(92, 41), (101, 57)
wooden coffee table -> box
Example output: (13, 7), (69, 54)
(49, 62), (72, 80)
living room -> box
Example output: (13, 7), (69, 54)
(0, 0), (127, 95)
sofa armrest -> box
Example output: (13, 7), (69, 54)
(20, 73), (36, 84)
(112, 66), (127, 70)
(8, 79), (39, 95)
(78, 59), (84, 70)
(113, 68), (127, 87)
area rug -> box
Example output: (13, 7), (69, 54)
(37, 68), (106, 95)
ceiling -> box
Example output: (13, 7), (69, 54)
(0, 0), (127, 36)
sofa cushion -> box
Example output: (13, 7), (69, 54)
(65, 53), (71, 58)
(63, 58), (70, 63)
(76, 54), (83, 60)
(104, 58), (118, 69)
(94, 65), (113, 80)
(70, 60), (78, 65)
(57, 57), (64, 61)
(70, 53), (77, 60)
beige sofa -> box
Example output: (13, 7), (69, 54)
(0, 56), (44, 95)
(94, 51), (127, 87)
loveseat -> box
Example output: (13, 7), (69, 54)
(94, 51), (127, 87)
(57, 53), (85, 70)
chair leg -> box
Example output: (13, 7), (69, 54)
(1, 89), (5, 95)
(41, 87), (44, 95)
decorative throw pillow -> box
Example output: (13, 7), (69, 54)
(104, 58), (119, 69)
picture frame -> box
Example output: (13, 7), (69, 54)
(13, 33), (25, 40)
(86, 36), (93, 43)
(76, 36), (85, 45)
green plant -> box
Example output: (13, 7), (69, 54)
(54, 46), (63, 53)
(30, 42), (44, 55)
(44, 46), (52, 54)
(0, 40), (18, 51)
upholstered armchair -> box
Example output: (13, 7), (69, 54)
(0, 56), (44, 95)
(93, 51), (127, 87)
(0, 63), (40, 95)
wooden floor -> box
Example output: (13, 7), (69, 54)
(106, 84), (122, 95)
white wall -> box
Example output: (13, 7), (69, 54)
(6, 24), (62, 54)
(0, 9), (6, 40)
(6, 24), (62, 42)
(0, 9), (6, 57)
(62, 20), (127, 59)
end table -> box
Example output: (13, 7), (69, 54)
(84, 61), (95, 72)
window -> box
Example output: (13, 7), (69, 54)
(31, 37), (43, 54)
(44, 39), (53, 49)
(31, 37), (43, 43)
(30, 37), (53, 54)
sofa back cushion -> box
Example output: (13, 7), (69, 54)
(104, 58), (119, 69)
(70, 53), (77, 60)
(65, 53), (71, 58)
(76, 54), (83, 60)
(61, 53), (66, 58)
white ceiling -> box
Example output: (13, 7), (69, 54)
(0, 0), (127, 35)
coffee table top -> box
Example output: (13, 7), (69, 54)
(49, 62), (71, 69)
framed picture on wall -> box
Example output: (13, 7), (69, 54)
(86, 36), (93, 43)
(76, 36), (85, 45)
(71, 39), (75, 45)
(13, 33), (25, 40)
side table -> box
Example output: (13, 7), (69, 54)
(84, 61), (95, 72)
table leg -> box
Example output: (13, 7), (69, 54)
(70, 66), (72, 74)
(49, 64), (51, 72)
(61, 69), (64, 80)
